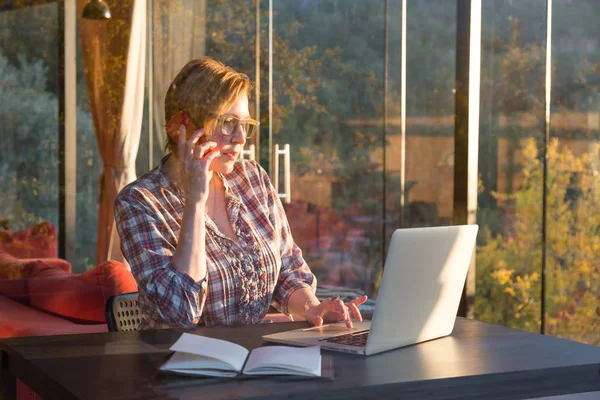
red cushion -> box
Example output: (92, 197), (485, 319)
(0, 278), (29, 304)
(0, 250), (71, 277)
(0, 251), (29, 303)
(25, 257), (71, 274)
(0, 250), (72, 304)
(0, 222), (58, 259)
(0, 249), (26, 279)
(28, 260), (138, 323)
(0, 295), (108, 339)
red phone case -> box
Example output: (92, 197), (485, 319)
(181, 111), (211, 144)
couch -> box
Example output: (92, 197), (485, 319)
(0, 222), (290, 399)
(0, 222), (138, 338)
(0, 253), (138, 338)
(0, 222), (138, 399)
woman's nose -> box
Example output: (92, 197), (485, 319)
(231, 126), (246, 144)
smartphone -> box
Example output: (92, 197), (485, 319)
(179, 111), (212, 144)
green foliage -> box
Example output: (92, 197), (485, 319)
(205, 0), (386, 222)
(475, 139), (600, 343)
(2, 0), (600, 327)
(475, 2), (600, 344)
(0, 50), (60, 230)
(0, 49), (98, 267)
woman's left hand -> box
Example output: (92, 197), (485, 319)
(305, 295), (368, 329)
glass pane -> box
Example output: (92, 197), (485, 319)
(0, 4), (59, 235)
(272, 0), (386, 303)
(76, 28), (101, 271)
(151, 0), (210, 163)
(546, 0), (600, 344)
(205, 0), (256, 81)
(205, 0), (258, 159)
(475, 0), (547, 333)
(403, 0), (456, 228)
(151, 0), (258, 164)
(135, 97), (151, 175)
(0, 1), (143, 351)
(384, 0), (403, 248)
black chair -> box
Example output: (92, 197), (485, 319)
(105, 292), (141, 332)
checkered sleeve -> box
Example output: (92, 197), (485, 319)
(254, 163), (317, 315)
(114, 190), (207, 328)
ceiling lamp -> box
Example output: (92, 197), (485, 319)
(82, 0), (111, 20)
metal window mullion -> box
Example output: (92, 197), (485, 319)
(147, 0), (154, 170)
(254, 0), (260, 163)
(454, 0), (481, 319)
(268, 0), (273, 177)
(400, 0), (407, 229)
(541, 0), (552, 335)
(382, 0), (388, 265)
(58, 0), (77, 264)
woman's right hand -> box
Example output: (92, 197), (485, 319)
(177, 124), (220, 204)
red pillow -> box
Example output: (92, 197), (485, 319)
(28, 260), (138, 323)
(0, 250), (73, 304)
(0, 250), (30, 303)
(0, 277), (30, 304)
(0, 222), (58, 259)
(0, 250), (27, 279)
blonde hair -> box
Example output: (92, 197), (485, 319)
(164, 57), (253, 153)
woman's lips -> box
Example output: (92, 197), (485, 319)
(222, 152), (238, 160)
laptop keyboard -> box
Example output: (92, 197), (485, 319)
(323, 330), (369, 347)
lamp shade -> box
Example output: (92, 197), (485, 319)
(82, 0), (111, 20)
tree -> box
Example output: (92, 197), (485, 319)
(204, 0), (387, 292)
(0, 49), (98, 269)
(475, 138), (600, 344)
(475, 2), (600, 344)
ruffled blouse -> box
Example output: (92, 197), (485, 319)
(115, 155), (316, 329)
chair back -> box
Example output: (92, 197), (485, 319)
(105, 292), (141, 332)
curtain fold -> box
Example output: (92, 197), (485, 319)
(151, 0), (206, 150)
(78, 0), (147, 266)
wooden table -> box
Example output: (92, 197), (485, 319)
(2, 318), (600, 400)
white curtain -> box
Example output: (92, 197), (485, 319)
(105, 0), (147, 263)
(151, 0), (207, 150)
(78, 0), (147, 265)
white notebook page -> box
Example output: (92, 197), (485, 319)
(169, 333), (249, 372)
(243, 345), (321, 376)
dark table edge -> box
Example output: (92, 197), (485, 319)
(241, 363), (600, 400)
(1, 346), (77, 400)
(3, 343), (600, 400)
(3, 320), (600, 400)
(0, 350), (15, 400)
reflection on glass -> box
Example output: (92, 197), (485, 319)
(76, 29), (101, 271)
(150, 0), (211, 164)
(150, 0), (258, 163)
(403, 0), (456, 229)
(0, 4), (60, 240)
(475, 0), (547, 333)
(272, 0), (386, 299)
(545, 0), (600, 345)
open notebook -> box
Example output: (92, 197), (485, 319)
(160, 333), (322, 378)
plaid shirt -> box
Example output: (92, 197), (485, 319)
(115, 156), (316, 329)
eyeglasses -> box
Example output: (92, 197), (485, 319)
(182, 111), (259, 140)
(217, 115), (259, 139)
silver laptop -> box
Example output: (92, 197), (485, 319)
(263, 224), (479, 356)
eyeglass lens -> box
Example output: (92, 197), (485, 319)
(221, 118), (256, 138)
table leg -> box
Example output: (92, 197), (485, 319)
(0, 351), (16, 400)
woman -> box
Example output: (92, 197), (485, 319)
(115, 57), (366, 329)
